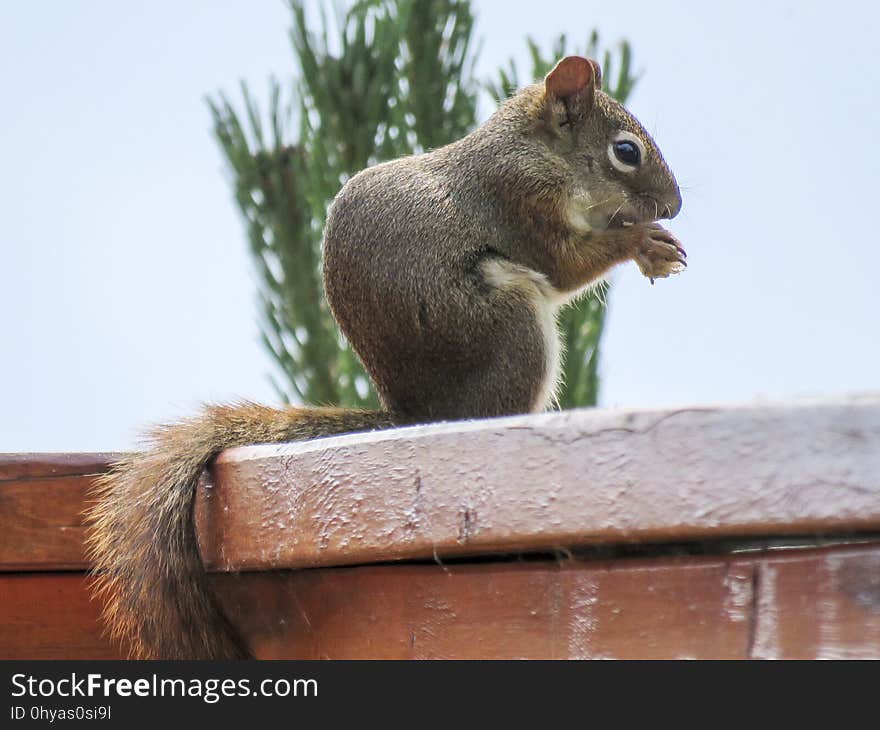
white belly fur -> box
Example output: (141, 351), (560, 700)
(481, 258), (563, 412)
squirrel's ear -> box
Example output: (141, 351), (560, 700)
(544, 56), (601, 112)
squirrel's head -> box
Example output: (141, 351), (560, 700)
(536, 55), (681, 231)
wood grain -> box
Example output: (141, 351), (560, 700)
(0, 453), (116, 570)
(2, 399), (879, 659)
(750, 547), (880, 658)
(0, 573), (123, 659)
(4, 546), (878, 660)
(215, 545), (880, 659)
(0, 476), (97, 570)
(200, 396), (880, 571)
(0, 453), (117, 482)
(3, 399), (879, 573)
(216, 557), (753, 659)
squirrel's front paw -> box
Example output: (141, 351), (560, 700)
(631, 224), (687, 284)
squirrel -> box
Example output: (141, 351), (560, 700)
(87, 56), (685, 660)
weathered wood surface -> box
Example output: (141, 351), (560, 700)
(4, 545), (878, 659)
(0, 453), (117, 482)
(217, 545), (880, 660)
(3, 398), (879, 573)
(2, 397), (879, 659)
(0, 453), (117, 571)
(200, 396), (880, 571)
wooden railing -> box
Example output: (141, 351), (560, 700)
(3, 396), (880, 658)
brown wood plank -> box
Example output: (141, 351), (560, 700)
(200, 397), (880, 571)
(211, 545), (880, 659)
(214, 557), (752, 659)
(750, 547), (880, 659)
(4, 545), (878, 659)
(0, 454), (116, 571)
(0, 573), (123, 659)
(0, 453), (117, 482)
(0, 475), (98, 570)
(4, 397), (879, 575)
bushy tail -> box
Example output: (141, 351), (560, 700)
(86, 402), (394, 659)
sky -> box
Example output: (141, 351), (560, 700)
(1, 1), (878, 452)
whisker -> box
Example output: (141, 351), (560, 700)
(582, 195), (617, 212)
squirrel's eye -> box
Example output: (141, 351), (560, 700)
(612, 140), (641, 167)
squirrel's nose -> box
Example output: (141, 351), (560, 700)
(664, 185), (682, 219)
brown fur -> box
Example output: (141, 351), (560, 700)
(87, 405), (396, 659)
(86, 57), (684, 659)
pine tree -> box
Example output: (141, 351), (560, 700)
(209, 0), (636, 410)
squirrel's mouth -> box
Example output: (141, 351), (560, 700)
(605, 194), (669, 230)
(605, 215), (640, 230)
(605, 210), (651, 230)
